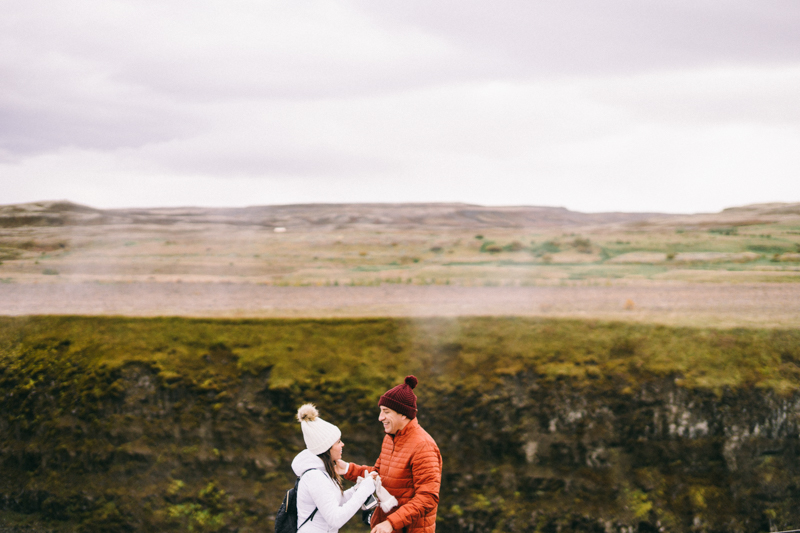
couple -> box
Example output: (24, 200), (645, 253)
(291, 376), (442, 533)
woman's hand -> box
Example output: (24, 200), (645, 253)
(357, 471), (376, 489)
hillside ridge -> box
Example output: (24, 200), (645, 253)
(3, 199), (799, 230)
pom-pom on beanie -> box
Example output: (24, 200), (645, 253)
(378, 375), (419, 419)
(297, 404), (342, 455)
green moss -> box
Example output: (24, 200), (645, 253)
(2, 316), (800, 532)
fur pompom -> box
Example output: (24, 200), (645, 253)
(297, 403), (318, 423)
(404, 375), (418, 389)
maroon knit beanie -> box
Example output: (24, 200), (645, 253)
(378, 376), (418, 419)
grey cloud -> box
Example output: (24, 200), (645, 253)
(5, 0), (799, 132)
(15, 0), (799, 114)
(10, 1), (469, 103)
(0, 103), (192, 157)
(586, 67), (800, 126)
(1, 0), (799, 212)
(143, 143), (402, 178)
(113, 1), (800, 101)
(0, 0), (467, 159)
(165, 152), (399, 178)
(0, 41), (196, 155)
(356, 0), (800, 76)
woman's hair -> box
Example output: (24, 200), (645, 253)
(317, 448), (343, 493)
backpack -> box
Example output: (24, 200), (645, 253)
(274, 468), (318, 533)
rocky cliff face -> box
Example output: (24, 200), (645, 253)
(1, 317), (798, 532)
(426, 374), (800, 532)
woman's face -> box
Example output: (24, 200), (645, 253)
(329, 439), (344, 461)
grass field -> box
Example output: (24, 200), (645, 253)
(1, 203), (799, 289)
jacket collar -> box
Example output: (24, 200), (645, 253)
(290, 448), (325, 476)
(392, 417), (419, 440)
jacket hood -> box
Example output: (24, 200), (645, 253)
(291, 448), (325, 476)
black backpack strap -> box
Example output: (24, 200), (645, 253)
(298, 508), (317, 529)
(297, 468), (319, 529)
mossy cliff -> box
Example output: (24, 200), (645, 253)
(1, 316), (799, 532)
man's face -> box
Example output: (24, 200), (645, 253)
(379, 406), (407, 435)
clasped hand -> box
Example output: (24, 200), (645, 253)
(354, 470), (379, 489)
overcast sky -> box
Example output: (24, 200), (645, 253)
(2, 1), (799, 213)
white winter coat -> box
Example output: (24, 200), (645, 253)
(291, 449), (375, 533)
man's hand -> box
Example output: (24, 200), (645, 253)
(370, 520), (393, 533)
(335, 459), (348, 475)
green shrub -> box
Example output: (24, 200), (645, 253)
(747, 244), (793, 254)
(503, 241), (525, 252)
(531, 241), (560, 257)
(572, 237), (592, 253)
(480, 241), (502, 253)
(0, 248), (21, 261)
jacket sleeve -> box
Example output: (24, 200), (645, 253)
(341, 475), (368, 504)
(386, 443), (441, 530)
(341, 483), (357, 503)
(304, 471), (375, 530)
(343, 455), (381, 483)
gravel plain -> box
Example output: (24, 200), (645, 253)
(2, 281), (799, 328)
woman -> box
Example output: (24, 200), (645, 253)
(292, 404), (376, 532)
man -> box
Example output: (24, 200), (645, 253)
(338, 375), (442, 533)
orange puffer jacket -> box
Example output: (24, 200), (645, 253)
(345, 418), (442, 532)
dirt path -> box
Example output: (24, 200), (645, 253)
(2, 282), (799, 328)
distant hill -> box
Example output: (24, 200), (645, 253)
(1, 200), (799, 230)
(0, 201), (764, 229)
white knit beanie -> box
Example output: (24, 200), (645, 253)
(297, 404), (342, 455)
